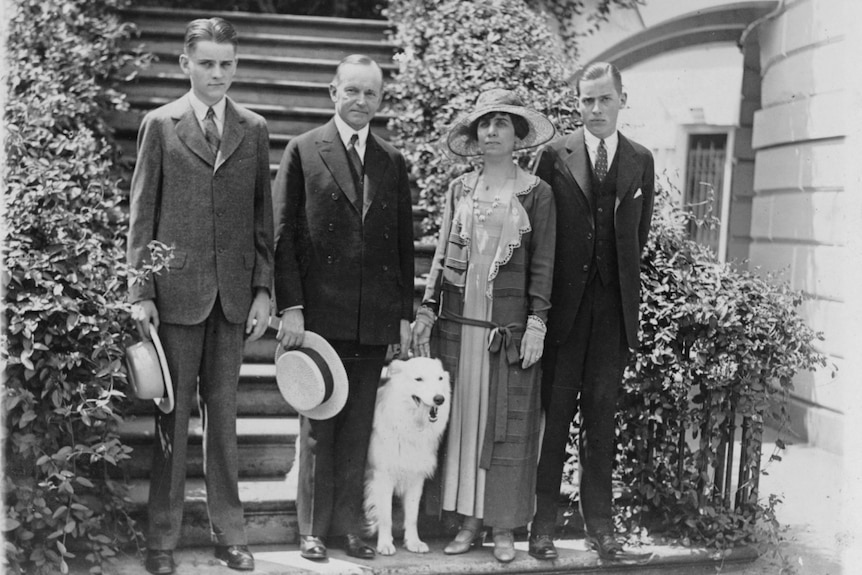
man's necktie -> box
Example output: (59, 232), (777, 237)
(204, 107), (220, 156)
(347, 133), (364, 204)
(595, 138), (608, 183)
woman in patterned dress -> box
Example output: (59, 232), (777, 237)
(412, 89), (556, 563)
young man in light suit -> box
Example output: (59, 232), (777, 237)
(127, 17), (273, 575)
(272, 54), (414, 561)
(529, 62), (655, 561)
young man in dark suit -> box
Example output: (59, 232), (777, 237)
(127, 17), (273, 574)
(529, 62), (655, 561)
(272, 54), (414, 561)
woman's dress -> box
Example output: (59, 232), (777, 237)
(441, 198), (505, 519)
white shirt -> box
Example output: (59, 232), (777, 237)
(584, 129), (619, 171)
(188, 91), (225, 137)
(333, 114), (369, 162)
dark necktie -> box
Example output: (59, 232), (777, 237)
(347, 133), (364, 204)
(204, 107), (220, 155)
(595, 138), (608, 183)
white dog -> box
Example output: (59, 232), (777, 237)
(364, 357), (451, 555)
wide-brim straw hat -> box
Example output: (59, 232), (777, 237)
(274, 331), (348, 420)
(125, 324), (175, 414)
(446, 88), (555, 157)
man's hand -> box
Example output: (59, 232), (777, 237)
(520, 330), (544, 369)
(131, 299), (159, 340)
(397, 319), (411, 360)
(278, 308), (305, 350)
(411, 320), (431, 358)
(245, 289), (271, 342)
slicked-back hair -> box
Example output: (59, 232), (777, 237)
(184, 17), (238, 54)
(332, 54), (383, 87)
(575, 62), (623, 96)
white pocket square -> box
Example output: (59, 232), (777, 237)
(634, 188), (642, 198)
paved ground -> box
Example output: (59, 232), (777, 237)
(75, 435), (857, 575)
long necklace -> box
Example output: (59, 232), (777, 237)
(473, 164), (517, 222)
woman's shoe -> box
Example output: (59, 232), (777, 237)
(492, 528), (516, 563)
(443, 517), (484, 555)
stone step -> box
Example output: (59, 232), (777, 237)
(119, 417), (298, 478)
(123, 75), (334, 109)
(137, 53), (396, 83)
(108, 100), (393, 141)
(126, 475), (299, 547)
(122, 7), (391, 43)
(128, 29), (396, 64)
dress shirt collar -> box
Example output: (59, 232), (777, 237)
(583, 128), (619, 167)
(188, 91), (226, 134)
(333, 114), (370, 158)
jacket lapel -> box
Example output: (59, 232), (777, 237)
(362, 133), (391, 220)
(614, 133), (638, 214)
(317, 120), (361, 213)
(560, 128), (595, 219)
(173, 98), (214, 167)
(215, 98), (246, 172)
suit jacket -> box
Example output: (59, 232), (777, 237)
(272, 119), (414, 345)
(534, 127), (654, 348)
(127, 95), (274, 325)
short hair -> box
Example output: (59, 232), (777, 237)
(332, 54), (384, 87)
(184, 18), (238, 54)
(575, 62), (623, 96)
(469, 112), (531, 142)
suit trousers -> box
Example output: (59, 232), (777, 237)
(297, 341), (387, 537)
(534, 275), (629, 536)
(147, 299), (247, 549)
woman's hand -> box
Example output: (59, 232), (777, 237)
(520, 330), (544, 369)
(411, 320), (432, 357)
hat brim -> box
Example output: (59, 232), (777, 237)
(275, 331), (348, 420)
(446, 104), (555, 157)
(149, 324), (175, 414)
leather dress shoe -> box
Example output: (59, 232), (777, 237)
(214, 545), (254, 571)
(587, 531), (653, 562)
(528, 534), (559, 560)
(342, 533), (376, 559)
(300, 535), (328, 561)
(144, 549), (174, 575)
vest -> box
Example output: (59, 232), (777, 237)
(590, 150), (619, 286)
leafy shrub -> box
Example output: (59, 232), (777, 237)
(561, 184), (829, 549)
(383, 0), (580, 238)
(2, 1), (150, 573)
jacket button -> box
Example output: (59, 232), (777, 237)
(587, 233), (593, 240)
(382, 265), (389, 272)
(381, 202), (388, 210)
(383, 232), (390, 240)
(598, 207), (604, 213)
(331, 192), (338, 201)
(582, 265), (589, 272)
(326, 255), (334, 264)
(328, 223), (335, 232)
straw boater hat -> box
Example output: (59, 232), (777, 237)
(446, 88), (555, 157)
(124, 324), (175, 414)
(274, 331), (348, 420)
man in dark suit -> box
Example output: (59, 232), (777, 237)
(272, 54), (414, 561)
(127, 17), (273, 574)
(529, 62), (655, 561)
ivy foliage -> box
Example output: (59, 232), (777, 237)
(383, 0), (579, 238)
(3, 1), (150, 573)
(564, 185), (829, 550)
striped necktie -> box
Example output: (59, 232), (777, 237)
(347, 133), (364, 203)
(204, 107), (220, 155)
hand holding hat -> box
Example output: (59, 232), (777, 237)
(124, 323), (174, 414)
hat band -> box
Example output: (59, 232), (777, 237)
(298, 347), (334, 404)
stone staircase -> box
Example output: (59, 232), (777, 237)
(114, 6), (433, 547)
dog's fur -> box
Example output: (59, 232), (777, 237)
(364, 357), (451, 555)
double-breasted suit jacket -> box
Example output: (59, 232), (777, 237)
(273, 119), (414, 344)
(127, 96), (274, 322)
(534, 127), (654, 349)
